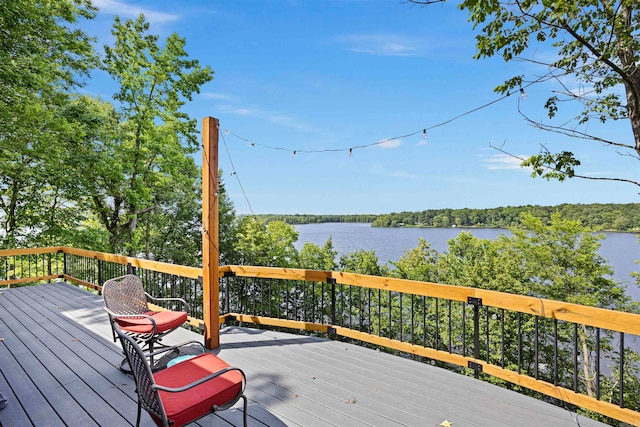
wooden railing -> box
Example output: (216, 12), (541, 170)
(220, 266), (640, 426)
(1, 247), (639, 425)
(0, 247), (204, 328)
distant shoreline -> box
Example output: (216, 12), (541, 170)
(254, 202), (640, 233)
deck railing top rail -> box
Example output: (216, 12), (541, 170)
(221, 264), (640, 335)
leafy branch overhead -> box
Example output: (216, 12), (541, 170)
(409, 0), (640, 187)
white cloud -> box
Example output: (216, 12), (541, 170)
(229, 108), (252, 116)
(219, 105), (313, 132)
(484, 154), (529, 170)
(337, 34), (421, 57)
(377, 139), (402, 148)
(390, 171), (421, 179)
(92, 0), (180, 24)
(201, 92), (232, 100)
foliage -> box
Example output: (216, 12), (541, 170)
(255, 213), (378, 224)
(390, 238), (439, 282)
(94, 14), (213, 256)
(218, 171), (239, 266)
(0, 0), (97, 248)
(298, 238), (338, 271)
(234, 218), (299, 267)
(339, 249), (389, 276)
(372, 203), (640, 231)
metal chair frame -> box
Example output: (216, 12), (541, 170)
(103, 274), (189, 369)
(114, 324), (248, 427)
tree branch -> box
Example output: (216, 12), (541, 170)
(489, 143), (640, 189)
(516, 98), (636, 151)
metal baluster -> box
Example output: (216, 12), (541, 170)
(554, 319), (558, 385)
(619, 332), (625, 408)
(448, 300), (452, 353)
(535, 317), (539, 380)
(388, 291), (392, 339)
(423, 296), (427, 347)
(485, 306), (490, 364)
(377, 288), (382, 336)
(462, 302), (467, 357)
(517, 313), (521, 374)
(435, 299), (439, 350)
(574, 323), (578, 393)
(596, 328), (601, 399)
(501, 309), (505, 368)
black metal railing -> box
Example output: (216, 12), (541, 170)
(0, 250), (64, 284)
(220, 271), (639, 421)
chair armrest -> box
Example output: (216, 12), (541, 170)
(104, 307), (158, 335)
(145, 293), (190, 314)
(153, 367), (246, 393)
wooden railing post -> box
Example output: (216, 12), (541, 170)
(202, 117), (220, 349)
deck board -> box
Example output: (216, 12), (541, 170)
(0, 282), (610, 427)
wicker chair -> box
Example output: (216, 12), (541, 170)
(103, 274), (189, 370)
(114, 324), (248, 427)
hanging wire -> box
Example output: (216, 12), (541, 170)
(220, 129), (256, 216)
(226, 129), (424, 156)
(223, 72), (552, 157)
(213, 73), (553, 218)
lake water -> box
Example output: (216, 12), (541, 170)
(294, 222), (640, 301)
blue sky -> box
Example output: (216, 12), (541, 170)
(84, 0), (638, 215)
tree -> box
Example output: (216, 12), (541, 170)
(234, 218), (299, 267)
(0, 0), (97, 248)
(339, 249), (387, 276)
(410, 0), (640, 188)
(390, 238), (439, 281)
(95, 14), (213, 256)
(218, 171), (239, 266)
(298, 238), (338, 271)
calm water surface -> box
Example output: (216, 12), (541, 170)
(294, 222), (640, 300)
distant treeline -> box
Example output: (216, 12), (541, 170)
(257, 203), (640, 232)
(374, 203), (640, 231)
(255, 214), (378, 224)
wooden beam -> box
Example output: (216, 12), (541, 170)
(62, 247), (201, 279)
(202, 117), (220, 349)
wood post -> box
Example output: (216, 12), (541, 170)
(202, 117), (220, 349)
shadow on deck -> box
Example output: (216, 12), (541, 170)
(0, 282), (608, 427)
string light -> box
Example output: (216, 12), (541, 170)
(215, 73), (553, 218)
(520, 88), (527, 100)
(223, 74), (548, 159)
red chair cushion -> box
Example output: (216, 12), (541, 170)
(153, 353), (243, 427)
(115, 311), (187, 334)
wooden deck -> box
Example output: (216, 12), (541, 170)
(0, 282), (609, 427)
